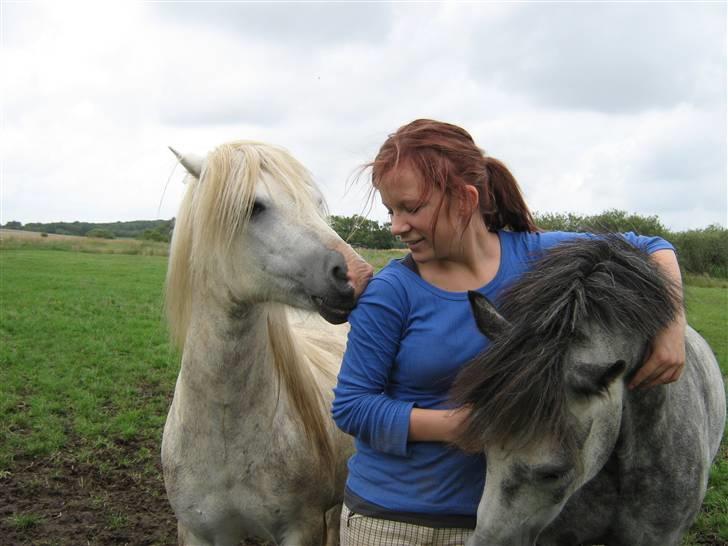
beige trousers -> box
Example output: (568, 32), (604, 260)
(340, 503), (473, 546)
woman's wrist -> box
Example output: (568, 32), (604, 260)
(408, 407), (468, 443)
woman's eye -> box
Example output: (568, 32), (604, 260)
(407, 207), (420, 214)
(251, 201), (266, 217)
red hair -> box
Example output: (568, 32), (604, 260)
(369, 119), (538, 234)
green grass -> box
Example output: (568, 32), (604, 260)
(683, 284), (728, 544)
(0, 244), (726, 544)
(8, 512), (44, 531)
(685, 273), (728, 289)
(0, 249), (178, 470)
(358, 247), (407, 270)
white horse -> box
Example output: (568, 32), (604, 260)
(162, 141), (373, 546)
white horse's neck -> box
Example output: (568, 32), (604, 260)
(178, 292), (278, 414)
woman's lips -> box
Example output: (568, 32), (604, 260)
(404, 238), (424, 250)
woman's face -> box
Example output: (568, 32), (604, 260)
(379, 164), (464, 264)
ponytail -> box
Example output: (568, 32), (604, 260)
(482, 157), (538, 233)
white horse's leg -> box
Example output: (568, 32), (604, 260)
(324, 504), (342, 546)
(177, 521), (213, 546)
(280, 514), (325, 546)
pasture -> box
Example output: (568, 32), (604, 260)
(0, 235), (726, 545)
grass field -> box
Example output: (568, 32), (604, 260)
(1, 235), (726, 545)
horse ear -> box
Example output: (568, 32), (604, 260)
(567, 360), (627, 397)
(169, 146), (204, 178)
(468, 291), (510, 340)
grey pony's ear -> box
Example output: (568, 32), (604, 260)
(468, 291), (510, 340)
(168, 146), (204, 178)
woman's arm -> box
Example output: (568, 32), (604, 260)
(409, 407), (469, 443)
(332, 277), (416, 455)
(628, 248), (687, 389)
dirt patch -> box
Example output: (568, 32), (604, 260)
(0, 437), (267, 546)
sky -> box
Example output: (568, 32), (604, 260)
(2, 1), (726, 232)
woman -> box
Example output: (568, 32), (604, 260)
(332, 119), (685, 546)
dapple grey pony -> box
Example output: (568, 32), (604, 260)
(453, 236), (725, 546)
(163, 141), (373, 546)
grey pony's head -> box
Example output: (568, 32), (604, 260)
(452, 235), (681, 454)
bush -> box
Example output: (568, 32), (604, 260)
(534, 209), (669, 237)
(329, 215), (401, 249)
(670, 225), (728, 278)
(85, 228), (115, 239)
(138, 228), (170, 243)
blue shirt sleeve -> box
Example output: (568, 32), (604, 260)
(620, 231), (675, 254)
(332, 275), (415, 457)
(536, 231), (675, 255)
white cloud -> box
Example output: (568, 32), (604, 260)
(1, 2), (725, 232)
(467, 3), (725, 113)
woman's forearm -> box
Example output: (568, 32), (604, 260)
(629, 248), (687, 389)
(408, 407), (468, 443)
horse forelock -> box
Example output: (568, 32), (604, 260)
(165, 140), (326, 349)
(453, 235), (681, 454)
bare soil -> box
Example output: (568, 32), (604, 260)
(0, 437), (266, 546)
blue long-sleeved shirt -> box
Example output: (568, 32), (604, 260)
(332, 230), (674, 517)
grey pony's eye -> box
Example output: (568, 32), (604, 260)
(251, 200), (266, 217)
(533, 464), (573, 483)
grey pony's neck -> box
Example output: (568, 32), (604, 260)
(178, 295), (278, 413)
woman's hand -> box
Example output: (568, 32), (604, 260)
(628, 248), (687, 390)
(629, 313), (686, 390)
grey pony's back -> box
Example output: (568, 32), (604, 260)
(684, 326), (725, 461)
(616, 325), (725, 541)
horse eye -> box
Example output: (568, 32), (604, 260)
(534, 466), (571, 483)
(251, 200), (266, 217)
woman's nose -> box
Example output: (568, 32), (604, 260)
(390, 213), (410, 236)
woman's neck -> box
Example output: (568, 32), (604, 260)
(419, 223), (501, 292)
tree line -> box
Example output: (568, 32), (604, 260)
(3, 210), (726, 277)
(3, 219), (175, 242)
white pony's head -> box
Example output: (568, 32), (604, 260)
(166, 140), (373, 347)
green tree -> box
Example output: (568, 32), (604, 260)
(86, 228), (115, 239)
(138, 227), (170, 242)
(534, 209), (668, 237)
(329, 215), (399, 249)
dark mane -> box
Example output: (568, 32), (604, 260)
(452, 235), (681, 453)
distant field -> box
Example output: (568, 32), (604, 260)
(0, 229), (84, 240)
(0, 229), (169, 256)
(0, 243), (726, 545)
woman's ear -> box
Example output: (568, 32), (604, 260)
(461, 185), (480, 216)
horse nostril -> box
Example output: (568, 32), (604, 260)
(332, 264), (348, 282)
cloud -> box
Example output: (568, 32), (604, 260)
(1, 2), (725, 232)
(150, 2), (393, 47)
(467, 3), (725, 113)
